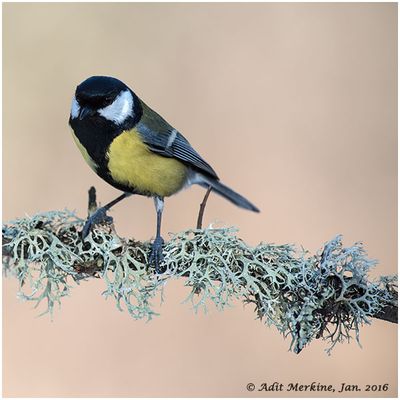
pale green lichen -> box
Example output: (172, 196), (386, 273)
(2, 210), (397, 354)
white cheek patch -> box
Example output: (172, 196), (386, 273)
(98, 90), (134, 124)
(70, 96), (80, 119)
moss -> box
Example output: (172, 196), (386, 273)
(2, 210), (397, 354)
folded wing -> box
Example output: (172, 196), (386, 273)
(136, 100), (219, 180)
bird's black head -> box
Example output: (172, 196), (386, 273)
(69, 76), (142, 127)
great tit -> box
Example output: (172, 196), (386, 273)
(69, 76), (259, 272)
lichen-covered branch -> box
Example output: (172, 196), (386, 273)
(2, 209), (397, 354)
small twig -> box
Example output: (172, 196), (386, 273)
(87, 186), (97, 217)
(196, 186), (212, 229)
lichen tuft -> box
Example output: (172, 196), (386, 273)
(2, 210), (397, 353)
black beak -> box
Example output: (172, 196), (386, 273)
(78, 106), (95, 120)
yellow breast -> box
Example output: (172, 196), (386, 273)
(107, 129), (188, 197)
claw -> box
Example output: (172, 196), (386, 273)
(149, 236), (165, 273)
(81, 207), (113, 239)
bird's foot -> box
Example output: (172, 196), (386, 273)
(81, 207), (113, 239)
(149, 236), (165, 274)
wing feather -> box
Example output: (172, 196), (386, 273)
(136, 100), (218, 179)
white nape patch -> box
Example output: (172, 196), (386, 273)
(98, 90), (133, 124)
(70, 96), (80, 119)
(166, 129), (178, 149)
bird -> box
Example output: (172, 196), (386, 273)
(69, 76), (259, 272)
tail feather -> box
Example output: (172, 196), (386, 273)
(197, 176), (260, 213)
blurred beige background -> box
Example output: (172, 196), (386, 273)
(3, 2), (397, 398)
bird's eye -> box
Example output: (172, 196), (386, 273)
(99, 96), (112, 108)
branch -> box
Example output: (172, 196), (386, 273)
(2, 189), (397, 355)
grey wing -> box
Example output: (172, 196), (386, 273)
(136, 101), (219, 179)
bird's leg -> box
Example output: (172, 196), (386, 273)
(149, 196), (165, 273)
(81, 192), (131, 239)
